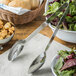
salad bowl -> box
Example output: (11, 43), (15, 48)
(45, 0), (76, 43)
(51, 50), (76, 76)
(51, 55), (57, 76)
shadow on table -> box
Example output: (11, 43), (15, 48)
(12, 53), (29, 62)
(32, 67), (52, 76)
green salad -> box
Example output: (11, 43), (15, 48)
(45, 0), (76, 31)
(54, 49), (76, 76)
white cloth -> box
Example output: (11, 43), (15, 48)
(0, 33), (70, 76)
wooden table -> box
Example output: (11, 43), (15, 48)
(1, 8), (76, 54)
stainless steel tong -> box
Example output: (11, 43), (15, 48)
(8, 2), (69, 62)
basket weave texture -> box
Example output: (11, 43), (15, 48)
(0, 0), (46, 25)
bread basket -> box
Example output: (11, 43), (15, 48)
(0, 0), (46, 25)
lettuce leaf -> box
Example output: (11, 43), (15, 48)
(74, 24), (76, 31)
(58, 50), (69, 59)
(65, 16), (72, 22)
(44, 2), (60, 16)
(60, 0), (70, 4)
(60, 70), (75, 76)
(50, 2), (60, 13)
(69, 24), (74, 31)
(69, 3), (76, 16)
(72, 16), (76, 21)
(72, 0), (76, 3)
(54, 57), (63, 75)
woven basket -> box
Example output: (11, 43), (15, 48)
(0, 0), (46, 25)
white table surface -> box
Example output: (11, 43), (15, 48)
(0, 34), (70, 76)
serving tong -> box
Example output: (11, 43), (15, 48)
(28, 2), (69, 73)
(8, 23), (47, 61)
(8, 2), (69, 72)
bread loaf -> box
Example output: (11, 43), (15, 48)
(0, 0), (40, 10)
(30, 0), (40, 9)
(8, 0), (31, 9)
(0, 0), (11, 5)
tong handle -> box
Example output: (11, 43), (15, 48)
(45, 3), (69, 51)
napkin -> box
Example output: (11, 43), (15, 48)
(0, 33), (70, 76)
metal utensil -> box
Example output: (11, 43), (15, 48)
(28, 3), (69, 73)
(8, 2), (68, 61)
(8, 22), (47, 61)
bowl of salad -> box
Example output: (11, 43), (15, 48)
(45, 0), (76, 43)
(51, 50), (76, 76)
